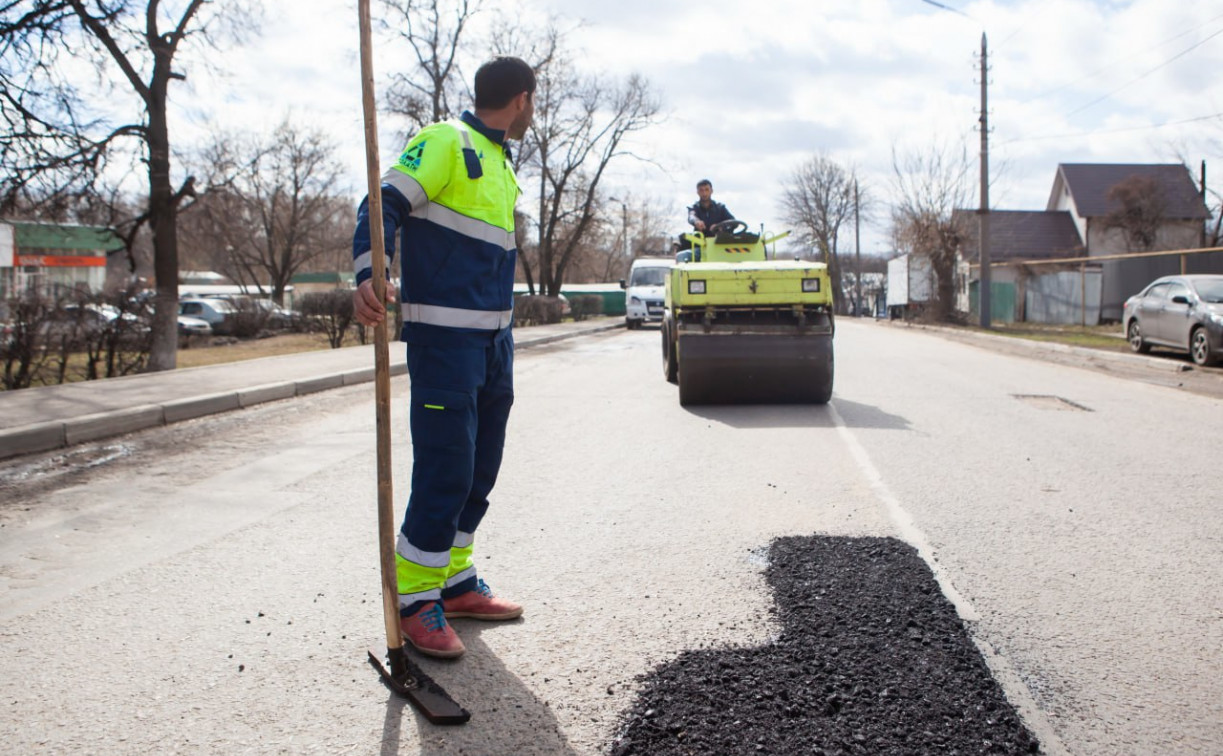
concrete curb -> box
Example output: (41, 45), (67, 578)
(885, 320), (1196, 374)
(1, 422), (65, 459)
(67, 405), (164, 446)
(0, 323), (621, 461)
(517, 320), (625, 348)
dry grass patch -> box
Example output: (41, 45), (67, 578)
(967, 322), (1129, 351)
(176, 332), (344, 369)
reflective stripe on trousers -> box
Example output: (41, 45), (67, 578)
(395, 329), (514, 612)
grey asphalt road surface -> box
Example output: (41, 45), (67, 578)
(1, 320), (1220, 754)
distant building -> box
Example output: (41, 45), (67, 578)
(177, 271), (295, 307)
(0, 220), (124, 300)
(290, 271), (356, 296)
(180, 270), (233, 286)
(1049, 164), (1212, 320)
(955, 209), (1086, 323)
(956, 163), (1217, 323)
(1048, 163), (1207, 255)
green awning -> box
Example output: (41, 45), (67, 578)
(10, 221), (125, 253)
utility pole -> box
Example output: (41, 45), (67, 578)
(622, 202), (630, 258)
(978, 31), (992, 328)
(537, 164), (546, 296)
(1200, 160), (1207, 248)
(610, 196), (630, 259)
(854, 178), (862, 316)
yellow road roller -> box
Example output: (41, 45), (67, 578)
(661, 220), (835, 405)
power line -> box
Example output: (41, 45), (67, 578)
(993, 24), (1025, 52)
(1022, 11), (1223, 104)
(920, 0), (975, 22)
(997, 111), (1223, 147)
(1064, 25), (1223, 119)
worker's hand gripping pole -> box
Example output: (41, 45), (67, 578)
(357, 0), (469, 725)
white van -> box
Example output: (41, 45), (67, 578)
(619, 257), (674, 329)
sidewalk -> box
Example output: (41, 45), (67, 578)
(0, 318), (623, 461)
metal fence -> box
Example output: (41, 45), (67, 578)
(970, 245), (1223, 324)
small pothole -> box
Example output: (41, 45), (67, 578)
(1012, 394), (1092, 411)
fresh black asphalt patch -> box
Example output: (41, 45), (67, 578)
(609, 536), (1041, 755)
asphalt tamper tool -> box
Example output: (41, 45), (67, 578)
(356, 0), (470, 725)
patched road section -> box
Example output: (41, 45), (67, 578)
(611, 536), (1040, 755)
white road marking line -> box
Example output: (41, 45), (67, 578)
(830, 402), (1071, 756)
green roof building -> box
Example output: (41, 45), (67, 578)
(1, 220), (125, 300)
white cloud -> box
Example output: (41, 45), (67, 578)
(151, 0), (1223, 258)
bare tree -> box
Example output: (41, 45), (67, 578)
(1166, 141), (1221, 248)
(373, 9), (663, 295)
(378, 0), (481, 134)
(491, 20), (561, 294)
(587, 194), (674, 282)
(182, 121), (351, 304)
(1, 293), (55, 390)
(1103, 175), (1167, 252)
(299, 290), (357, 349)
(890, 141), (972, 321)
(0, 0), (257, 371)
(497, 24), (660, 296)
(780, 154), (863, 314)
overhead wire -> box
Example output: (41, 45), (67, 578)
(919, 0), (975, 22)
(1021, 10), (1223, 105)
(1063, 24), (1223, 119)
(997, 111), (1223, 147)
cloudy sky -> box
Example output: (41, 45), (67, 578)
(170, 0), (1223, 256)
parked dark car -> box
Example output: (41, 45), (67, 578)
(41, 303), (148, 341)
(249, 298), (296, 330)
(1123, 274), (1223, 366)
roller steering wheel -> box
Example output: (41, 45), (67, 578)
(709, 219), (748, 234)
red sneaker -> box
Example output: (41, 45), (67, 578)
(443, 579), (523, 621)
(400, 602), (465, 658)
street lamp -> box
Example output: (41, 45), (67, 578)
(608, 196), (630, 258)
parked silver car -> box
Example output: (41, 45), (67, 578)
(177, 314), (213, 338)
(1123, 274), (1223, 366)
(179, 298), (237, 336)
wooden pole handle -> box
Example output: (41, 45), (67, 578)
(357, 0), (401, 652)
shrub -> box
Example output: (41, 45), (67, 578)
(569, 295), (603, 321)
(513, 295), (564, 326)
(300, 290), (357, 348)
(1, 285), (151, 389)
(230, 299), (270, 339)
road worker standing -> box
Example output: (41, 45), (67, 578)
(352, 56), (535, 658)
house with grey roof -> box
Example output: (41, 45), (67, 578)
(1048, 163), (1212, 320)
(1048, 163), (1207, 252)
(954, 209), (1088, 323)
(956, 163), (1217, 323)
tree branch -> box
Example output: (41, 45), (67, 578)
(68, 0), (150, 102)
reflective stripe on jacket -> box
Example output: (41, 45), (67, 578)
(352, 111), (520, 340)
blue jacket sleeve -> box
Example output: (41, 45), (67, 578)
(352, 183), (412, 286)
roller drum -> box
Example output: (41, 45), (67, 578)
(676, 332), (834, 405)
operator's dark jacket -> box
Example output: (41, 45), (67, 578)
(687, 200), (734, 231)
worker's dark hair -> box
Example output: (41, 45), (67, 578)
(474, 57), (536, 109)
(697, 179), (713, 189)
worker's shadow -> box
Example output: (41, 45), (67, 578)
(378, 620), (580, 756)
(685, 398), (910, 431)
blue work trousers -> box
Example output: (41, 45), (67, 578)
(399, 328), (514, 602)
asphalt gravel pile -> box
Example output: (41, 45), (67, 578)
(609, 536), (1041, 755)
